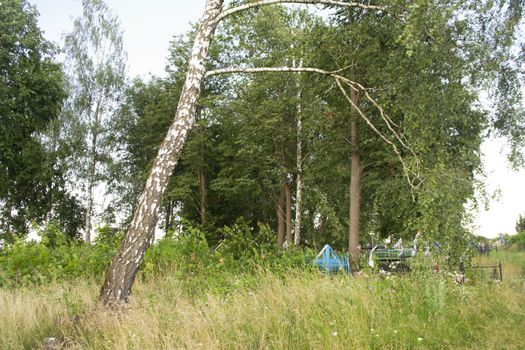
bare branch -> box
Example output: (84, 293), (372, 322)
(217, 0), (385, 22)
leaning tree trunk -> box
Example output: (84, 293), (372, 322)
(99, 0), (224, 306)
(348, 88), (362, 264)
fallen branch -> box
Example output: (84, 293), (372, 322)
(336, 79), (419, 191)
(206, 65), (421, 191)
(340, 80), (422, 175)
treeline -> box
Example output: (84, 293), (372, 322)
(1, 0), (524, 261)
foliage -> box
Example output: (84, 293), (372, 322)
(60, 0), (126, 238)
(0, 225), (119, 287)
(1, 253), (525, 349)
(0, 224), (309, 289)
(101, 2), (525, 266)
(0, 0), (67, 234)
(509, 230), (525, 250)
(516, 213), (525, 233)
(1, 0), (524, 280)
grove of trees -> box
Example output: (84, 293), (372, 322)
(1, 0), (523, 305)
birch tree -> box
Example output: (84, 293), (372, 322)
(100, 0), (382, 306)
(63, 0), (126, 243)
(100, 0), (524, 305)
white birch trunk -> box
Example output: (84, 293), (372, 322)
(293, 59), (303, 246)
(99, 0), (224, 306)
(84, 149), (95, 242)
(84, 98), (103, 243)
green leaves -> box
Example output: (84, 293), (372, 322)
(0, 0), (66, 234)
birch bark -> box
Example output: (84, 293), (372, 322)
(99, 0), (224, 306)
(293, 60), (303, 246)
(84, 98), (102, 243)
(84, 139), (96, 243)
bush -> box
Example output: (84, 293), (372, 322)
(0, 224), (122, 287)
(510, 231), (525, 250)
(0, 221), (314, 290)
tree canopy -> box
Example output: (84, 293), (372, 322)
(0, 0), (67, 236)
(0, 0), (523, 305)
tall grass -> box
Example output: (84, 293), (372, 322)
(490, 250), (525, 277)
(1, 258), (524, 350)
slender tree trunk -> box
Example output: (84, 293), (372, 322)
(165, 201), (171, 235)
(319, 215), (327, 240)
(196, 109), (206, 226)
(348, 88), (362, 263)
(276, 187), (285, 248)
(99, 0), (224, 306)
(198, 168), (206, 226)
(284, 181), (292, 247)
(293, 60), (303, 246)
(84, 155), (95, 243)
(84, 95), (104, 243)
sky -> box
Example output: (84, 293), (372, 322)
(28, 0), (525, 238)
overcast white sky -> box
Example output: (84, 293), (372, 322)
(29, 0), (524, 238)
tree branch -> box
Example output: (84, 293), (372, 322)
(336, 79), (419, 192)
(206, 65), (422, 191)
(206, 66), (354, 84)
(217, 0), (385, 22)
(340, 79), (421, 175)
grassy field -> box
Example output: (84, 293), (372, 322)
(1, 252), (524, 350)
(490, 250), (525, 276)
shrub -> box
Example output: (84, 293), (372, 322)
(0, 220), (313, 289)
(510, 231), (525, 250)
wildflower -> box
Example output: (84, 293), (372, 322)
(455, 272), (466, 285)
(332, 331), (338, 337)
(418, 337), (423, 342)
(394, 330), (398, 334)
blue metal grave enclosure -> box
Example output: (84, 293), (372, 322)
(313, 244), (351, 273)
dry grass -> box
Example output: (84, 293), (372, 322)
(1, 255), (524, 350)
